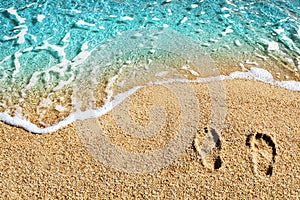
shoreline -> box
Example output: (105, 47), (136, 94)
(1, 67), (300, 134)
(0, 79), (299, 198)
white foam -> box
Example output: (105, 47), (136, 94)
(72, 9), (82, 13)
(225, 0), (237, 7)
(224, 14), (230, 18)
(43, 41), (68, 62)
(30, 89), (142, 133)
(255, 53), (268, 61)
(209, 38), (218, 43)
(274, 27), (284, 35)
(265, 22), (272, 26)
(121, 16), (134, 21)
(281, 34), (300, 54)
(1, 65), (300, 134)
(12, 51), (22, 78)
(279, 17), (289, 23)
(260, 38), (279, 51)
(221, 26), (233, 36)
(234, 40), (241, 46)
(248, 67), (273, 81)
(189, 70), (199, 76)
(23, 39), (76, 91)
(182, 65), (199, 76)
(55, 105), (66, 112)
(221, 7), (232, 11)
(191, 4), (198, 8)
(274, 81), (300, 91)
(76, 20), (96, 27)
(23, 71), (40, 91)
(239, 63), (247, 71)
(0, 55), (12, 65)
(47, 39), (92, 91)
(4, 25), (29, 44)
(180, 16), (188, 24)
(224, 44), (231, 50)
(37, 14), (45, 22)
(21, 2), (37, 9)
(23, 47), (33, 52)
(229, 67), (300, 92)
(267, 41), (279, 51)
(152, 17), (160, 21)
(3, 8), (32, 44)
(29, 34), (37, 43)
(245, 60), (258, 66)
(149, 49), (156, 54)
(62, 32), (71, 43)
(202, 43), (210, 47)
(181, 65), (189, 70)
(7, 7), (26, 24)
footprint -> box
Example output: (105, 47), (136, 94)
(194, 127), (222, 170)
(246, 133), (277, 177)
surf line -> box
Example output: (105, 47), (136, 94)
(0, 67), (299, 134)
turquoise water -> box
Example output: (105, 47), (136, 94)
(0, 0), (300, 132)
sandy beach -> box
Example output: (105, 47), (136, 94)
(0, 79), (299, 199)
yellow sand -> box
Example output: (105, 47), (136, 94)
(0, 79), (299, 199)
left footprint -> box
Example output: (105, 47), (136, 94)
(194, 127), (222, 171)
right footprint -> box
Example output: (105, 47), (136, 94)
(246, 133), (277, 177)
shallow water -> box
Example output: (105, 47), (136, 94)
(0, 0), (300, 133)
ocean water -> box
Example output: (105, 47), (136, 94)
(0, 0), (300, 133)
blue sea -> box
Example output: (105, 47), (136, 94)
(0, 0), (299, 133)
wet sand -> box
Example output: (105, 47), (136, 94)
(0, 79), (299, 199)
